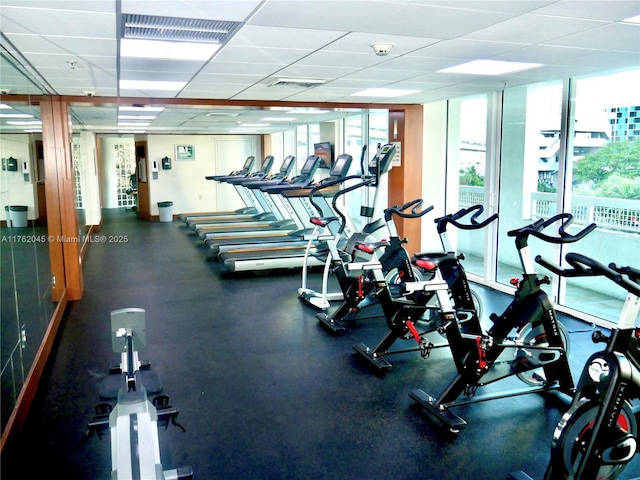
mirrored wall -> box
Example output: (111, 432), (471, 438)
(0, 99), (54, 432)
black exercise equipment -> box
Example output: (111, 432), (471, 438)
(409, 213), (596, 433)
(509, 254), (640, 480)
(83, 308), (192, 480)
(352, 205), (496, 372)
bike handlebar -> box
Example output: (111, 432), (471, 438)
(434, 204), (498, 233)
(384, 198), (434, 221)
(507, 213), (596, 246)
(535, 252), (640, 297)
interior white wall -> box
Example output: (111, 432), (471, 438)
(0, 134), (37, 221)
(78, 131), (101, 227)
(98, 135), (127, 209)
(145, 135), (260, 216)
(421, 101), (448, 252)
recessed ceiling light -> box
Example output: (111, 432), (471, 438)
(119, 106), (165, 112)
(118, 121), (151, 127)
(120, 80), (187, 91)
(287, 109), (330, 114)
(622, 15), (640, 24)
(241, 123), (271, 127)
(351, 88), (420, 97)
(0, 104), (12, 109)
(6, 120), (42, 125)
(120, 38), (220, 61)
(438, 59), (543, 75)
(262, 117), (297, 121)
(118, 115), (157, 120)
(0, 113), (34, 118)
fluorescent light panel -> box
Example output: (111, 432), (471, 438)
(118, 121), (151, 127)
(119, 106), (165, 112)
(623, 15), (640, 24)
(438, 59), (543, 75)
(118, 115), (157, 120)
(287, 109), (330, 114)
(120, 80), (186, 91)
(261, 117), (297, 121)
(0, 113), (34, 118)
(120, 38), (220, 61)
(6, 120), (41, 125)
(351, 88), (420, 98)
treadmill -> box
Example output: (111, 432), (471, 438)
(186, 155), (278, 230)
(179, 155), (256, 223)
(219, 153), (359, 273)
(211, 153), (353, 256)
(197, 155), (322, 242)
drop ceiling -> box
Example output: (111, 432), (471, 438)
(1, 0), (639, 134)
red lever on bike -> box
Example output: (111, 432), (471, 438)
(475, 336), (488, 370)
(405, 320), (422, 344)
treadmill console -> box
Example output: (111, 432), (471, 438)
(329, 154), (353, 179)
(368, 143), (396, 176)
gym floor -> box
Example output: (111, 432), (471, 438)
(3, 208), (639, 480)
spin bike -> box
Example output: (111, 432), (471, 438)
(409, 213), (596, 433)
(314, 195), (434, 335)
(509, 253), (640, 480)
(353, 204), (497, 372)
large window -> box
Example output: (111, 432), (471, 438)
(444, 68), (640, 324)
(498, 81), (564, 291)
(447, 95), (490, 278)
(562, 70), (640, 320)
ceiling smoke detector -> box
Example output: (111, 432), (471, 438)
(371, 43), (394, 56)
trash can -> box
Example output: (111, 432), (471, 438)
(4, 205), (28, 227)
(157, 201), (174, 222)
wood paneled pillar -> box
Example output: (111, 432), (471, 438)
(40, 97), (83, 301)
(388, 106), (424, 256)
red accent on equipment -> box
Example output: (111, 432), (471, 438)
(405, 320), (422, 344)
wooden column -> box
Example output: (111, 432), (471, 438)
(40, 97), (83, 301)
(388, 105), (424, 256)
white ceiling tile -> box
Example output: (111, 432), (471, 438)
(0, 6), (114, 37)
(410, 39), (529, 60)
(228, 25), (346, 49)
(531, 1), (640, 21)
(189, 73), (265, 85)
(464, 13), (608, 44)
(271, 65), (358, 79)
(543, 23), (640, 53)
(5, 34), (116, 57)
(211, 45), (311, 65)
(121, 0), (260, 21)
(199, 62), (283, 76)
(297, 50), (389, 69)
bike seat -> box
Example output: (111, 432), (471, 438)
(412, 252), (457, 270)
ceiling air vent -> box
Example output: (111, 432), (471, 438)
(269, 78), (326, 88)
(122, 14), (243, 43)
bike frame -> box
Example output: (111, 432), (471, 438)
(410, 214), (595, 432)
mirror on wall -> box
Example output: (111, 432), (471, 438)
(0, 99), (55, 433)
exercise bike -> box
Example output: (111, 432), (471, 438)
(314, 196), (434, 335)
(409, 213), (596, 433)
(352, 204), (496, 372)
(509, 253), (640, 480)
